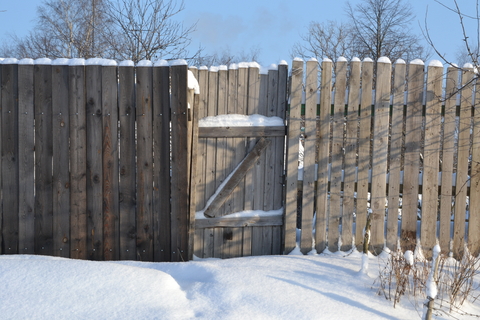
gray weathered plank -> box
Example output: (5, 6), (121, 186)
(118, 63), (136, 260)
(52, 62), (70, 257)
(469, 76), (480, 257)
(198, 126), (285, 138)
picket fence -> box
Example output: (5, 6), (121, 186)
(0, 57), (479, 262)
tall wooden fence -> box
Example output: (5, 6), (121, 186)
(284, 57), (480, 259)
(0, 58), (193, 262)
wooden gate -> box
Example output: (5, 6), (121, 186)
(190, 63), (288, 258)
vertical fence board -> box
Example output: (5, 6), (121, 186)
(136, 64), (154, 261)
(85, 63), (103, 260)
(195, 67), (209, 211)
(453, 67), (474, 258)
(2, 62), (19, 254)
(102, 64), (119, 260)
(170, 63), (190, 261)
(402, 62), (424, 251)
(342, 59), (361, 251)
(329, 59), (347, 252)
(387, 61), (406, 251)
(35, 62), (53, 255)
(469, 77), (480, 257)
(421, 63), (443, 258)
(439, 67), (457, 254)
(52, 62), (70, 257)
(284, 59), (303, 254)
(153, 64), (172, 262)
(355, 60), (373, 250)
(118, 63), (136, 260)
(300, 59), (317, 254)
(234, 66), (248, 213)
(370, 59), (391, 254)
(18, 62), (35, 254)
(316, 59), (333, 253)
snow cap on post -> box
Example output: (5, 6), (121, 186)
(170, 59), (187, 66)
(377, 56), (391, 64)
(86, 58), (104, 65)
(428, 60), (443, 68)
(363, 57), (373, 62)
(395, 59), (406, 65)
(52, 58), (70, 65)
(409, 58), (424, 65)
(293, 57), (304, 62)
(102, 59), (117, 67)
(119, 60), (134, 67)
(19, 58), (34, 65)
(154, 59), (169, 67)
(278, 60), (288, 66)
(35, 58), (51, 65)
(352, 57), (361, 62)
(337, 56), (347, 62)
(323, 57), (332, 62)
(187, 70), (200, 94)
(69, 58), (85, 66)
(137, 60), (153, 67)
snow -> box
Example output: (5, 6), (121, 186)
(34, 58), (51, 65)
(154, 59), (169, 67)
(404, 250), (414, 266)
(337, 56), (348, 62)
(2, 252), (477, 319)
(52, 58), (69, 65)
(352, 57), (361, 62)
(119, 60), (134, 67)
(429, 60), (443, 67)
(196, 208), (283, 220)
(293, 57), (304, 62)
(188, 70), (200, 94)
(18, 58), (34, 65)
(363, 57), (373, 62)
(395, 59), (406, 65)
(410, 58), (424, 65)
(198, 114), (284, 127)
(377, 56), (391, 64)
(2, 58), (18, 64)
(170, 59), (188, 66)
(86, 58), (104, 65)
(137, 60), (153, 67)
(463, 62), (474, 69)
(278, 60), (288, 65)
(69, 58), (85, 66)
(102, 59), (117, 67)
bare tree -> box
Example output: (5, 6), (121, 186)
(346, 0), (427, 62)
(193, 46), (261, 67)
(103, 0), (195, 62)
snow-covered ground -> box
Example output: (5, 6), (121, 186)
(1, 251), (478, 319)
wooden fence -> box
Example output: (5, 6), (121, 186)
(1, 56), (479, 262)
(0, 58), (194, 262)
(284, 57), (480, 259)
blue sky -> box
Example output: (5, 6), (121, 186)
(0, 0), (476, 65)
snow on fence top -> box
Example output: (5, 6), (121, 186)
(198, 114), (284, 127)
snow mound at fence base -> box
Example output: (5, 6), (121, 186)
(2, 254), (478, 319)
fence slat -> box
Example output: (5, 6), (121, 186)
(18, 62), (35, 255)
(153, 64), (172, 262)
(355, 60), (373, 251)
(136, 64), (153, 261)
(370, 58), (391, 254)
(85, 63), (103, 260)
(421, 62), (443, 258)
(170, 63), (190, 262)
(401, 61), (424, 251)
(52, 63), (70, 257)
(469, 77), (480, 257)
(284, 59), (303, 254)
(102, 64), (119, 260)
(342, 59), (361, 251)
(117, 63), (136, 260)
(439, 67), (457, 254)
(453, 67), (474, 258)
(300, 59), (318, 254)
(1, 62), (19, 254)
(329, 59), (347, 252)
(387, 60), (406, 251)
(35, 63), (53, 255)
(316, 59), (333, 253)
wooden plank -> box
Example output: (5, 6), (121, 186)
(370, 58), (391, 254)
(153, 63), (171, 262)
(329, 58), (347, 253)
(421, 62), (443, 259)
(342, 58), (361, 252)
(52, 62), (70, 257)
(224, 66), (238, 215)
(401, 61), (424, 252)
(316, 59), (333, 253)
(198, 126), (285, 138)
(118, 62), (136, 260)
(203, 138), (271, 218)
(136, 64), (154, 261)
(284, 59), (303, 254)
(453, 66), (474, 259)
(355, 59), (373, 251)
(204, 69), (218, 213)
(18, 61), (35, 255)
(438, 67), (457, 254)
(188, 90), (200, 261)
(102, 64), (119, 260)
(387, 60), (406, 251)
(34, 62), (53, 256)
(170, 63), (190, 262)
(195, 67), (209, 211)
(1, 61), (19, 254)
(216, 68), (228, 218)
(300, 59), (318, 254)
(469, 76), (480, 257)
(85, 63), (103, 260)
